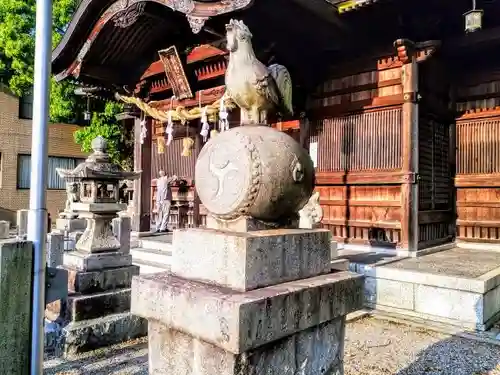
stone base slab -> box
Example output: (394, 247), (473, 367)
(67, 265), (139, 293)
(64, 251), (132, 271)
(149, 317), (344, 375)
(351, 247), (500, 331)
(172, 228), (331, 291)
(47, 289), (132, 322)
(131, 271), (363, 354)
(62, 312), (148, 357)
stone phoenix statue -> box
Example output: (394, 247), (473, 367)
(224, 19), (293, 125)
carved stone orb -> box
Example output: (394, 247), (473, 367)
(195, 125), (314, 222)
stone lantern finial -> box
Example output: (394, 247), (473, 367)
(91, 136), (107, 153)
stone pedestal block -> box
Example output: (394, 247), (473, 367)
(16, 209), (28, 237)
(172, 228), (331, 291)
(0, 221), (10, 239)
(0, 240), (32, 374)
(112, 216), (131, 254)
(132, 227), (363, 375)
(56, 217), (86, 233)
(47, 232), (64, 267)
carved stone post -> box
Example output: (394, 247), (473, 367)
(395, 39), (419, 252)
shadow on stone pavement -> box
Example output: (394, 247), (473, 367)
(395, 336), (500, 375)
(43, 338), (148, 375)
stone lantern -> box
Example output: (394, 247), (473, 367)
(50, 136), (146, 355)
(57, 136), (140, 255)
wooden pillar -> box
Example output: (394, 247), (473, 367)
(193, 133), (202, 227)
(299, 116), (311, 150)
(396, 39), (419, 251)
(132, 117), (153, 233)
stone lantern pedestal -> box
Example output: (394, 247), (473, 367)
(47, 136), (147, 356)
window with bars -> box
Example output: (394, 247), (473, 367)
(17, 155), (86, 190)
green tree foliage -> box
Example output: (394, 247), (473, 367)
(0, 0), (133, 167)
(74, 101), (134, 170)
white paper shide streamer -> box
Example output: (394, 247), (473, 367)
(166, 111), (174, 146)
(219, 97), (229, 132)
(140, 115), (147, 145)
(200, 106), (210, 142)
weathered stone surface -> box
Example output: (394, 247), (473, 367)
(64, 231), (83, 251)
(132, 271), (363, 354)
(63, 312), (147, 357)
(149, 318), (344, 375)
(52, 289), (132, 322)
(47, 232), (64, 267)
(67, 265), (139, 293)
(195, 125), (314, 222)
(0, 240), (32, 374)
(0, 221), (10, 239)
(112, 216), (131, 254)
(56, 217), (86, 232)
(172, 228), (331, 291)
(64, 250), (132, 271)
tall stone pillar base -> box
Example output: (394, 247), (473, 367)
(131, 228), (363, 374)
(47, 250), (147, 357)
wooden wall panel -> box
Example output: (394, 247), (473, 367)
(151, 138), (196, 180)
(457, 118), (500, 175)
(316, 185), (401, 247)
(310, 108), (402, 172)
(455, 116), (500, 243)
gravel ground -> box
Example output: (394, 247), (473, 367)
(44, 318), (500, 375)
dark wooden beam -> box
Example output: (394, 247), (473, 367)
(290, 0), (349, 32)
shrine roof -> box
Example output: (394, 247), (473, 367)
(51, 0), (351, 91)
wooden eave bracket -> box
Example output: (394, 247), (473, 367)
(394, 39), (440, 64)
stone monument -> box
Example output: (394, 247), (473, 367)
(47, 136), (147, 356)
(131, 19), (363, 375)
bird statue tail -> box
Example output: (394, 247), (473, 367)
(268, 64), (293, 116)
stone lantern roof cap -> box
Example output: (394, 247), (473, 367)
(56, 136), (141, 181)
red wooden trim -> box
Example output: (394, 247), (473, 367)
(310, 94), (404, 119)
(457, 219), (500, 228)
(322, 218), (401, 229)
(456, 107), (500, 122)
(141, 60), (165, 80)
(320, 199), (401, 207)
(455, 174), (500, 187)
(187, 45), (227, 64)
(315, 170), (405, 185)
(272, 120), (300, 131)
(313, 78), (401, 100)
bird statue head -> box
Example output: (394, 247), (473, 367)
(225, 19), (252, 52)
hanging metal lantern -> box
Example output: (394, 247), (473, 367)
(464, 0), (483, 33)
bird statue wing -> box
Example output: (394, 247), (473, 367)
(268, 64), (293, 116)
(254, 67), (281, 109)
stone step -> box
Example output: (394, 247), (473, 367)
(131, 247), (172, 265)
(133, 259), (171, 275)
(138, 239), (173, 252)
